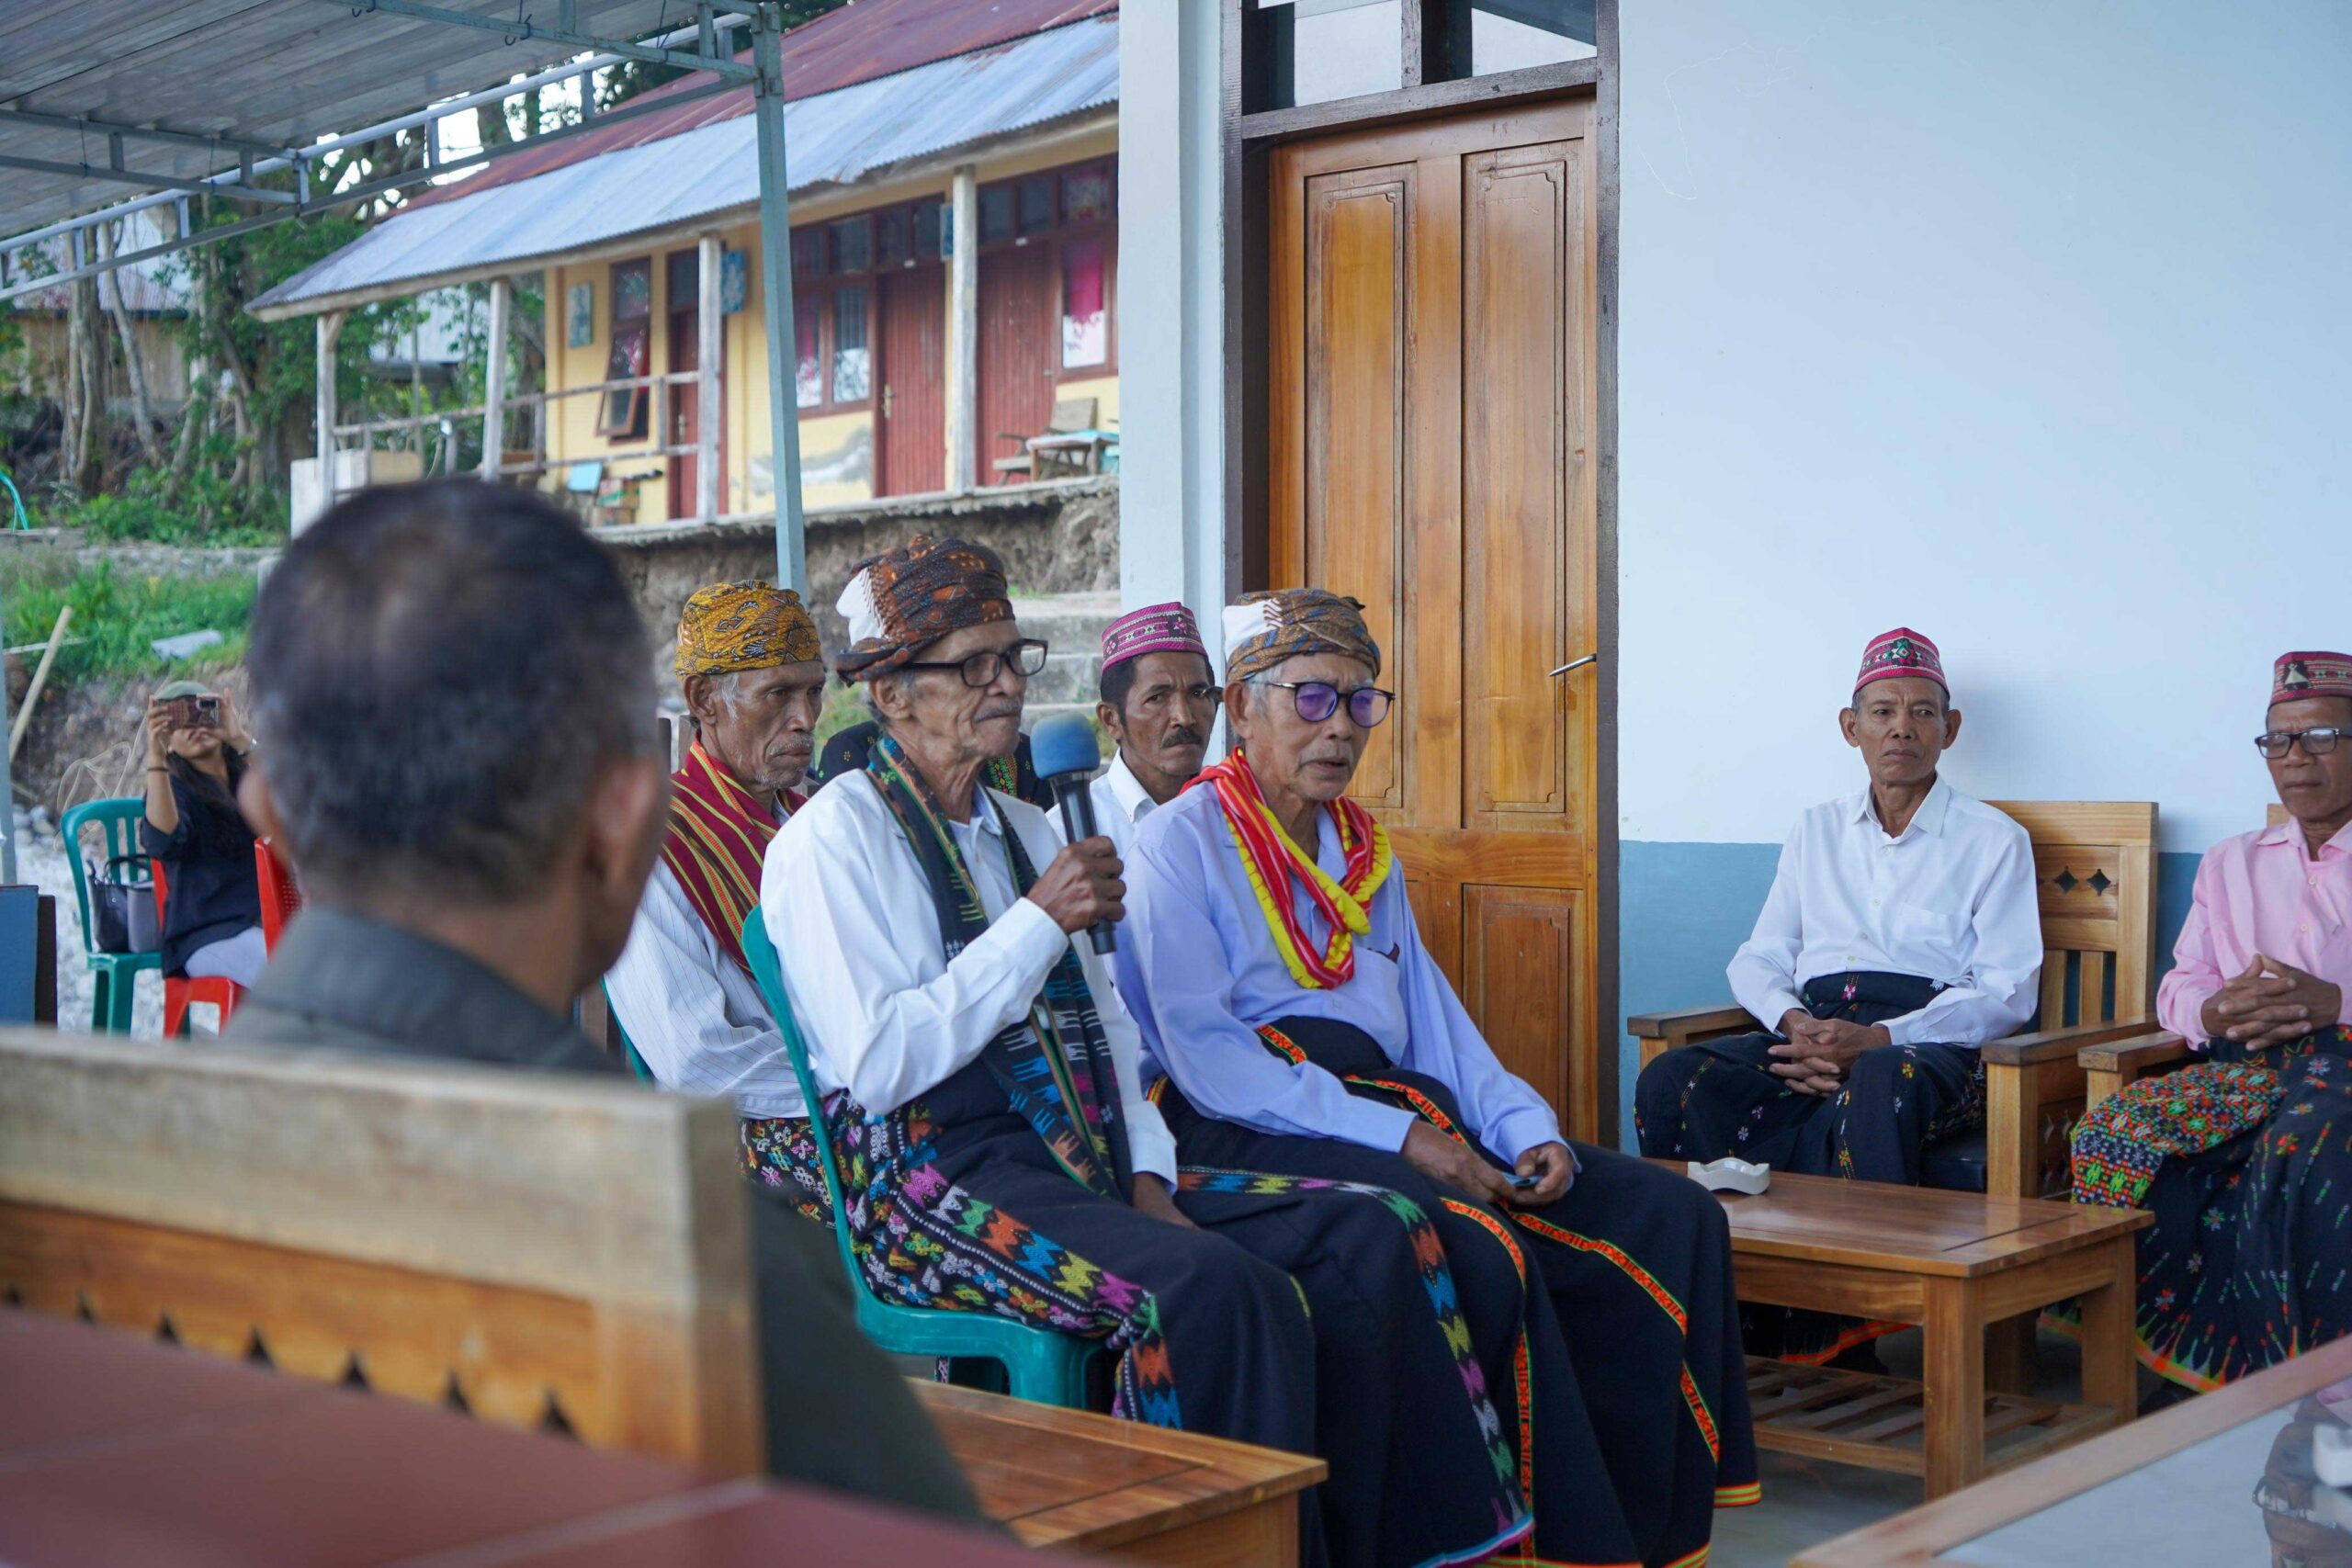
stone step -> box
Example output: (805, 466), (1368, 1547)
(1008, 592), (1117, 709)
(1007, 592), (1120, 655)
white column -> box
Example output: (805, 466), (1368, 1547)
(480, 276), (511, 480)
(944, 164), (979, 494)
(314, 309), (346, 497)
(696, 232), (723, 521)
(1115, 0), (1226, 624)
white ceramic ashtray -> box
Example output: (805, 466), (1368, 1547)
(1687, 1156), (1770, 1195)
(2315, 1424), (2352, 1488)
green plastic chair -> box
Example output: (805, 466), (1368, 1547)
(61, 797), (163, 1033)
(739, 910), (1099, 1407)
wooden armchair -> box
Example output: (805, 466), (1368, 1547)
(0, 1029), (763, 1472)
(2075, 804), (2298, 1111)
(1629, 801), (2159, 1201)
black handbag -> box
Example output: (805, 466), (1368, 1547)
(87, 854), (160, 954)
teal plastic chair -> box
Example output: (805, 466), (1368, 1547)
(601, 980), (656, 1080)
(739, 911), (1099, 1406)
(61, 797), (163, 1032)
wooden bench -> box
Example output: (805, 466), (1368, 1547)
(1688, 1160), (2150, 1499)
(0, 1028), (764, 1471)
(1628, 800), (2160, 1201)
(0, 1030), (1319, 1562)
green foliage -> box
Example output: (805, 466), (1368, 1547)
(44, 452), (281, 547)
(812, 680), (867, 751)
(2, 555), (255, 682)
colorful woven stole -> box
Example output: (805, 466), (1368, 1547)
(865, 733), (1133, 1201)
(658, 741), (803, 976)
(1189, 751), (1394, 989)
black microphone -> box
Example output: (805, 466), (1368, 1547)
(1027, 712), (1117, 954)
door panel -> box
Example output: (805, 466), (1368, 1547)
(1464, 141), (1589, 829)
(1303, 169), (1410, 811)
(1462, 886), (1584, 1119)
(976, 246), (1054, 486)
(1271, 98), (1603, 1139)
(879, 266), (945, 496)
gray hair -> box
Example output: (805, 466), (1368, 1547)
(247, 480), (656, 906)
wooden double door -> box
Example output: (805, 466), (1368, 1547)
(1267, 97), (1604, 1139)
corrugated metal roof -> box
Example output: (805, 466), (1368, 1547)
(250, 13), (1117, 318)
(402, 0), (1117, 211)
(0, 1), (704, 236)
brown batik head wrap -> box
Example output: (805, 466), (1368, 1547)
(673, 580), (821, 678)
(1221, 588), (1382, 683)
(832, 535), (1014, 682)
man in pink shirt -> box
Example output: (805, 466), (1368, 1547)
(2074, 650), (2352, 1394)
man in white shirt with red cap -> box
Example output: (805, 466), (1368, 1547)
(1634, 627), (2042, 1190)
(1090, 601), (1222, 861)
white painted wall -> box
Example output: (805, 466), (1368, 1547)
(1619, 0), (2352, 854)
(1117, 0), (1229, 632)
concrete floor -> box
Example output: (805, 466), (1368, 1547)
(1708, 1325), (2133, 1567)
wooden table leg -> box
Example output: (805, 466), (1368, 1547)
(1922, 1276), (1986, 1498)
(2075, 1234), (2140, 1424)
(1985, 1312), (2035, 1396)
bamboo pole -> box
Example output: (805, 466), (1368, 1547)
(9, 607), (74, 762)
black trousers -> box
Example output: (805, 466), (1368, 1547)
(782, 1057), (1533, 1568)
(1160, 1018), (1758, 1568)
(1632, 970), (1985, 1186)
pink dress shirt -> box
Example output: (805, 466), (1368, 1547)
(2156, 818), (2352, 1046)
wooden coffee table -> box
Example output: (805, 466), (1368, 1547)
(1673, 1161), (2153, 1497)
(1793, 1332), (2352, 1566)
(917, 1381), (1323, 1565)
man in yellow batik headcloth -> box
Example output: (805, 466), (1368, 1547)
(606, 580), (829, 1159)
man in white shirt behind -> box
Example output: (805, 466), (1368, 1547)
(1634, 627), (2042, 1190)
(1089, 601), (1221, 858)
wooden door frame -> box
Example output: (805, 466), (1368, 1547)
(1222, 0), (1622, 1143)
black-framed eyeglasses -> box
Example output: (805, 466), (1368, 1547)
(1261, 679), (1394, 728)
(2256, 727), (2347, 760)
(900, 638), (1050, 688)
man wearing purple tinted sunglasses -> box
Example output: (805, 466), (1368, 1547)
(1112, 587), (1756, 1568)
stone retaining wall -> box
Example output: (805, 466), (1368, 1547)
(598, 477), (1117, 684)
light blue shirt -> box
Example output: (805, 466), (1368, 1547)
(1114, 783), (1566, 1165)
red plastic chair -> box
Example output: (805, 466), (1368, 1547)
(151, 860), (243, 1037)
(255, 839), (303, 952)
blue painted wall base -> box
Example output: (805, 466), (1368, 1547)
(1613, 840), (2201, 1148)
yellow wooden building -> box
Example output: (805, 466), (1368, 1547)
(254, 0), (1120, 528)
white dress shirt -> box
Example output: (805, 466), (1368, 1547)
(606, 850), (808, 1120)
(762, 768), (1179, 1185)
(1727, 779), (2042, 1048)
(1089, 750), (1160, 861)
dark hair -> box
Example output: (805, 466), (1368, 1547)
(245, 480), (655, 904)
(166, 749), (252, 856)
(1099, 655), (1139, 714)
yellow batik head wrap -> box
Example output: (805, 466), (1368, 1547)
(673, 580), (821, 678)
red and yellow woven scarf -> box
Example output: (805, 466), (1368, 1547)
(659, 741), (803, 976)
(1191, 750), (1394, 989)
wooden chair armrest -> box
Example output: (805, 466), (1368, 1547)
(1624, 1002), (1758, 1048)
(1978, 1014), (2160, 1067)
(2079, 1031), (2191, 1075)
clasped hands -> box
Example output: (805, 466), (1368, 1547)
(1770, 1010), (1892, 1096)
(2202, 953), (2343, 1049)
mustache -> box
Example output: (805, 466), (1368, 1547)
(976, 702), (1024, 722)
(1162, 726), (1204, 748)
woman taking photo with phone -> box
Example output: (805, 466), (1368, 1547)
(140, 680), (265, 989)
